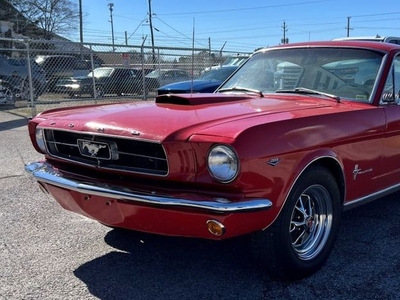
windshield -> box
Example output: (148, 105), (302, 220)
(146, 69), (162, 78)
(88, 67), (113, 78)
(222, 56), (249, 66)
(218, 48), (384, 102)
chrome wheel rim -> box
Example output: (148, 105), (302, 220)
(20, 80), (35, 101)
(94, 87), (104, 98)
(290, 184), (333, 260)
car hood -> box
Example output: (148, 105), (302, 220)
(158, 80), (222, 93)
(35, 93), (360, 142)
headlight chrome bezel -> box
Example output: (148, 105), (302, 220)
(35, 128), (47, 153)
(207, 145), (239, 183)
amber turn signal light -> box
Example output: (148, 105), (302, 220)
(206, 220), (226, 236)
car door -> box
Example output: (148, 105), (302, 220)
(175, 70), (190, 82)
(128, 69), (142, 93)
(379, 53), (400, 190)
(109, 69), (127, 95)
(160, 70), (177, 86)
(115, 69), (135, 95)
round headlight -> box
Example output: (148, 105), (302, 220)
(207, 145), (239, 183)
(35, 128), (47, 153)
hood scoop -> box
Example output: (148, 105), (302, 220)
(155, 93), (252, 105)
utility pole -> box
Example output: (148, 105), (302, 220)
(79, 0), (84, 59)
(108, 3), (115, 51)
(148, 0), (156, 65)
(346, 16), (353, 37)
(281, 21), (288, 44)
(79, 0), (83, 44)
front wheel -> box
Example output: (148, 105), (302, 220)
(19, 79), (37, 102)
(251, 166), (342, 280)
(0, 84), (15, 104)
(92, 85), (105, 98)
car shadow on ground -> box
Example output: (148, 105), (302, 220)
(74, 231), (267, 300)
(73, 192), (400, 300)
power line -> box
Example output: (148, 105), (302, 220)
(155, 0), (330, 16)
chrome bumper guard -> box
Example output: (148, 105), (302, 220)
(25, 162), (273, 214)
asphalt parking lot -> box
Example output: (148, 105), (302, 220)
(1, 108), (400, 300)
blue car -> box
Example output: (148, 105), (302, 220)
(157, 65), (238, 95)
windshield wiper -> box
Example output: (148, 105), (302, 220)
(218, 86), (264, 97)
(276, 87), (340, 103)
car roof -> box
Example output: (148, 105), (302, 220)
(35, 54), (76, 59)
(332, 36), (400, 43)
(257, 40), (400, 53)
(216, 65), (239, 69)
(156, 69), (188, 71)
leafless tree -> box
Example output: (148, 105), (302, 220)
(6, 0), (78, 40)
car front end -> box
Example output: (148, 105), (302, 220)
(25, 97), (281, 239)
(25, 41), (399, 279)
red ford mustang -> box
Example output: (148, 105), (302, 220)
(25, 40), (400, 280)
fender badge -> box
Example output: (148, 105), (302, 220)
(131, 130), (141, 136)
(352, 164), (373, 180)
(267, 158), (281, 166)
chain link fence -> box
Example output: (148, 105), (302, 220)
(0, 37), (251, 115)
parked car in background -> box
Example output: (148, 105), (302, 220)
(0, 76), (15, 104)
(0, 74), (36, 104)
(55, 67), (150, 98)
(220, 54), (250, 66)
(158, 65), (238, 95)
(201, 54), (250, 75)
(25, 40), (400, 281)
(0, 56), (47, 95)
(72, 59), (102, 77)
(35, 55), (78, 92)
(145, 69), (191, 91)
(333, 35), (400, 44)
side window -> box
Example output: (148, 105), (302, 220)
(130, 70), (137, 78)
(382, 56), (400, 103)
(115, 69), (129, 78)
(164, 71), (174, 78)
(121, 70), (130, 78)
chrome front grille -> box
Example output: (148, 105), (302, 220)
(43, 129), (168, 176)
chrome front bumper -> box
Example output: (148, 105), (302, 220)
(25, 162), (273, 214)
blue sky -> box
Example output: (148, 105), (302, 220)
(72, 0), (400, 53)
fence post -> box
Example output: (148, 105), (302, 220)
(141, 37), (147, 100)
(26, 41), (37, 117)
(89, 45), (97, 105)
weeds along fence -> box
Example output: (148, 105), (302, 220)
(0, 37), (251, 116)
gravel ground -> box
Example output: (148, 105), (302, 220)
(1, 105), (400, 300)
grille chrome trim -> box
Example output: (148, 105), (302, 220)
(43, 129), (169, 176)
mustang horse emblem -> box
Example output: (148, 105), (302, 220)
(80, 141), (107, 157)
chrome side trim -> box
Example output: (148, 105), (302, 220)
(25, 161), (273, 214)
(343, 183), (400, 211)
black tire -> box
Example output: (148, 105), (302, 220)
(93, 85), (105, 98)
(20, 79), (37, 102)
(0, 84), (15, 104)
(251, 166), (341, 280)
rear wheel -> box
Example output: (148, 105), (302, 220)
(251, 166), (341, 280)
